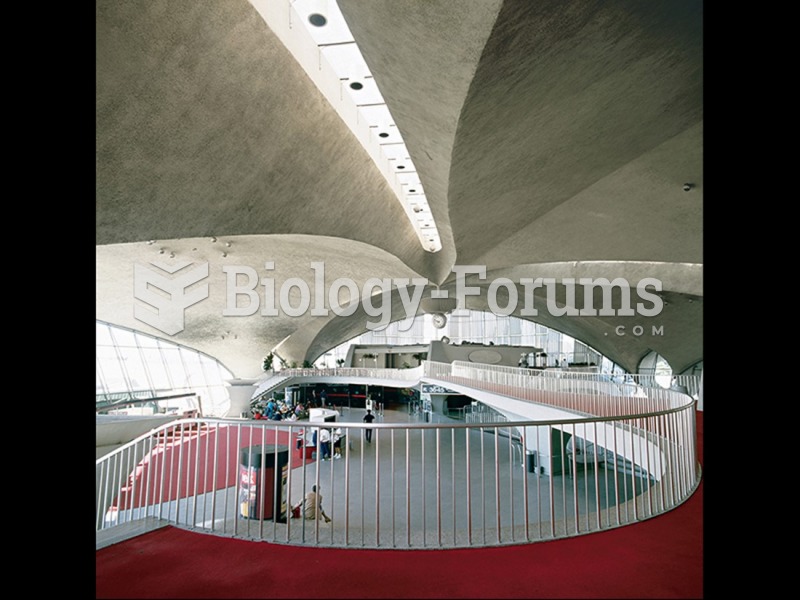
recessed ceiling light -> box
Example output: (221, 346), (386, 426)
(408, 189), (416, 193)
(266, 3), (441, 254)
(397, 165), (405, 169)
(308, 13), (327, 27)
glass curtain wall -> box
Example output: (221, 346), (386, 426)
(315, 310), (623, 373)
(96, 321), (234, 417)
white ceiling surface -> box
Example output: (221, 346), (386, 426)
(96, 0), (702, 378)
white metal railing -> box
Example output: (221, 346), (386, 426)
(276, 366), (423, 382)
(97, 363), (700, 550)
(426, 361), (697, 417)
(434, 361), (700, 395)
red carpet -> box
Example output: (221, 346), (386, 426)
(112, 424), (311, 512)
(96, 413), (703, 599)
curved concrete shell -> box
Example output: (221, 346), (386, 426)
(96, 0), (702, 378)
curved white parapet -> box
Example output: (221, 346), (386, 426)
(96, 414), (181, 459)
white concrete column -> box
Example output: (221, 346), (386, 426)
(224, 378), (260, 418)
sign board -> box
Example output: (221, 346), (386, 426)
(421, 384), (458, 395)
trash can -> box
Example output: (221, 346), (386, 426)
(526, 450), (538, 473)
(239, 445), (289, 522)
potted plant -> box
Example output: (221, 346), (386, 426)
(262, 353), (274, 372)
(336, 358), (345, 368)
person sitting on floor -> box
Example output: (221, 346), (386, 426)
(293, 484), (331, 522)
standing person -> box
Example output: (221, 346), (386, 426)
(319, 427), (331, 460)
(293, 484), (331, 522)
(332, 427), (343, 459)
(320, 388), (327, 407)
(265, 397), (277, 419)
(363, 409), (376, 443)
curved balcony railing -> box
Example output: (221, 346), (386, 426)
(96, 363), (700, 550)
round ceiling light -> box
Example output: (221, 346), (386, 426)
(308, 13), (327, 27)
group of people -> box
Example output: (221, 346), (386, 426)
(309, 388), (328, 408)
(310, 426), (344, 460)
(252, 388), (334, 421)
(289, 407), (380, 524)
(252, 397), (307, 421)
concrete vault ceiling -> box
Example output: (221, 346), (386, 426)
(96, 0), (703, 378)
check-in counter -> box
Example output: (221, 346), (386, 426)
(308, 408), (339, 422)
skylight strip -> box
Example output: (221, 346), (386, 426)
(249, 0), (442, 252)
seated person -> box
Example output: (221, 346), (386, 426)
(293, 484), (331, 522)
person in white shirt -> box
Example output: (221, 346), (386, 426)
(319, 428), (331, 460)
(332, 428), (343, 459)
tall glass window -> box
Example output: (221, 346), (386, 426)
(637, 351), (673, 388)
(96, 321), (234, 417)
